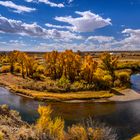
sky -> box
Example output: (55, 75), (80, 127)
(0, 0), (140, 52)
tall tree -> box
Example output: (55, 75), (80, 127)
(100, 53), (118, 86)
(8, 50), (20, 74)
(81, 55), (98, 83)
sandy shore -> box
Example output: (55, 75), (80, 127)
(63, 89), (140, 103)
(108, 88), (140, 102)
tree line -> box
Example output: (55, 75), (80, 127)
(0, 50), (130, 89)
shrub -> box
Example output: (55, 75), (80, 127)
(14, 65), (21, 73)
(66, 118), (117, 140)
(56, 76), (71, 91)
(131, 135), (140, 140)
(114, 79), (122, 87)
(67, 124), (87, 140)
(0, 131), (3, 140)
(103, 75), (112, 87)
(0, 65), (10, 73)
(118, 72), (130, 83)
(32, 72), (45, 81)
(36, 65), (45, 74)
(70, 81), (85, 91)
(36, 105), (64, 140)
(116, 71), (130, 87)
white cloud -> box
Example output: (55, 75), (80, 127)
(55, 11), (112, 32)
(0, 15), (82, 41)
(45, 23), (71, 29)
(86, 36), (114, 43)
(0, 40), (27, 51)
(25, 0), (64, 8)
(0, 1), (36, 13)
(68, 0), (74, 4)
(119, 29), (140, 50)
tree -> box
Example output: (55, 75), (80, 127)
(45, 50), (81, 82)
(8, 50), (20, 74)
(81, 55), (98, 83)
(45, 51), (60, 79)
(17, 52), (28, 78)
(100, 53), (118, 86)
(59, 50), (81, 82)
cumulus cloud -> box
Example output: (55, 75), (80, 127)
(55, 11), (112, 32)
(85, 29), (140, 51)
(0, 1), (36, 13)
(0, 15), (82, 41)
(25, 0), (64, 8)
(119, 29), (140, 50)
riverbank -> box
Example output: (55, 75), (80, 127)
(109, 88), (140, 102)
(0, 73), (140, 103)
(0, 73), (113, 102)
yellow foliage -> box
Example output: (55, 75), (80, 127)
(36, 105), (64, 140)
(131, 135), (140, 140)
(0, 65), (10, 73)
(0, 131), (3, 140)
(81, 55), (98, 83)
(67, 125), (87, 140)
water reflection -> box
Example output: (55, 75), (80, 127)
(0, 74), (140, 140)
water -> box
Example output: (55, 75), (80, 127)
(0, 74), (140, 140)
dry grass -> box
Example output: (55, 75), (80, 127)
(0, 73), (113, 101)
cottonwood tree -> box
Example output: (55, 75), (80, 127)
(81, 55), (98, 83)
(8, 50), (20, 74)
(100, 53), (118, 86)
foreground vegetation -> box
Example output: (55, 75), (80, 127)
(0, 50), (138, 101)
(131, 135), (140, 140)
(0, 104), (117, 140)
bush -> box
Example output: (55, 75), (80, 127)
(94, 76), (112, 90)
(36, 105), (64, 140)
(67, 124), (87, 140)
(131, 135), (140, 140)
(114, 79), (122, 87)
(0, 131), (3, 140)
(32, 72), (46, 81)
(71, 81), (85, 91)
(66, 118), (117, 140)
(118, 72), (130, 83)
(14, 65), (21, 73)
(36, 65), (45, 74)
(116, 71), (130, 87)
(56, 76), (71, 91)
(103, 75), (112, 87)
(0, 65), (10, 73)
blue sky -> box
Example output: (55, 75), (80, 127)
(0, 0), (140, 51)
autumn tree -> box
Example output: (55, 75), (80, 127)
(17, 52), (28, 78)
(100, 53), (118, 86)
(81, 55), (98, 83)
(8, 50), (20, 73)
(45, 50), (81, 82)
(59, 50), (81, 82)
(45, 51), (60, 79)
(25, 56), (38, 77)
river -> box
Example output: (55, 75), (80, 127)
(0, 74), (140, 140)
